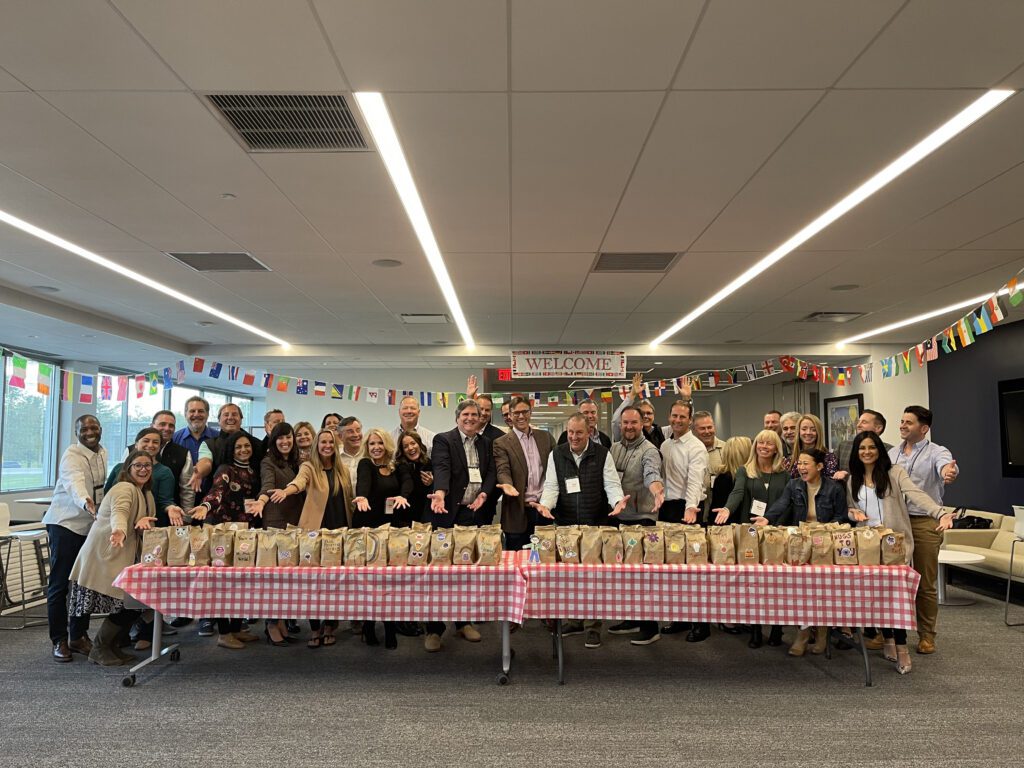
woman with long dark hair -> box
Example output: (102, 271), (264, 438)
(846, 431), (952, 674)
(396, 430), (433, 524)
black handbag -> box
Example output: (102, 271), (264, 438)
(951, 507), (993, 529)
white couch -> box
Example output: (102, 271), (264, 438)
(942, 510), (1024, 584)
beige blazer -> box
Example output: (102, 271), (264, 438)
(288, 461), (354, 529)
(69, 482), (155, 601)
(493, 428), (555, 534)
(846, 465), (943, 565)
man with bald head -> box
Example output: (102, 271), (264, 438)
(392, 396), (435, 457)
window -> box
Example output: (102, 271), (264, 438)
(1, 358), (57, 491)
(234, 396), (253, 430)
(169, 385), (253, 431)
(95, 397), (127, 460)
(127, 380), (163, 442)
(205, 391), (229, 419)
(170, 386), (202, 421)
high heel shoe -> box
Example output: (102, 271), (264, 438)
(264, 629), (288, 647)
(748, 625), (763, 649)
(895, 646), (912, 675)
(384, 624), (397, 650)
(882, 638), (898, 662)
(362, 622), (380, 646)
(767, 625), (783, 646)
(717, 623), (742, 635)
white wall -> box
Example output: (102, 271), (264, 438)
(262, 367), (485, 437)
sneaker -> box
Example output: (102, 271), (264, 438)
(169, 617), (193, 628)
(217, 634), (245, 650)
(630, 627), (661, 646)
(424, 633), (442, 652)
(560, 621), (584, 637)
(160, 620), (178, 637)
(457, 624), (482, 643)
(608, 621), (640, 635)
(584, 630), (602, 649)
(198, 619), (215, 637)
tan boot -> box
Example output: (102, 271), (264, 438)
(217, 634), (245, 649)
(88, 619), (127, 667)
(788, 628), (810, 657)
(810, 626), (829, 655)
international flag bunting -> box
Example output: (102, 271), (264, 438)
(295, 379), (308, 395)
(348, 386), (361, 402)
(403, 390), (415, 397)
(9, 355), (27, 389)
(971, 305), (992, 335)
(618, 385), (631, 400)
(796, 360), (808, 380)
(277, 377), (290, 392)
(419, 391), (431, 407)
(193, 358), (205, 373)
(37, 363), (52, 395)
(176, 360), (187, 384)
(779, 356), (796, 373)
(925, 337), (938, 362)
(880, 358), (894, 378)
(743, 364), (756, 381)
(691, 376), (701, 391)
(242, 370), (256, 386)
(955, 317), (974, 348)
(810, 365), (822, 383)
(78, 374), (94, 404)
(823, 366), (835, 385)
(228, 366), (241, 382)
(366, 388), (380, 405)
(899, 350), (913, 374)
(835, 368), (846, 386)
(761, 359), (776, 376)
(209, 362), (223, 379)
(1008, 276), (1022, 306)
(914, 343), (926, 367)
(387, 389), (397, 405)
(163, 368), (173, 389)
(706, 374), (717, 389)
(859, 364), (872, 383)
(987, 296), (1005, 323)
(99, 375), (113, 401)
(600, 390), (613, 403)
(651, 381), (664, 396)
(135, 375), (146, 398)
(263, 373), (274, 389)
(117, 376), (128, 402)
(456, 393), (467, 405)
(940, 327), (957, 354)
(548, 394), (560, 406)
(61, 370), (73, 401)
(148, 371), (159, 395)
(314, 381), (326, 397)
(331, 384), (344, 399)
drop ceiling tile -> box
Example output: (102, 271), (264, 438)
(447, 253), (511, 315)
(513, 314), (570, 345)
(573, 273), (664, 315)
(559, 313), (631, 344)
(0, 66), (26, 91)
(676, 0), (900, 89)
(511, 253), (593, 314)
(638, 252), (763, 313)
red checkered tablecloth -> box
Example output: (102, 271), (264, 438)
(518, 558), (920, 629)
(114, 552), (527, 624)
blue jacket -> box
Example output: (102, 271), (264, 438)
(764, 476), (848, 526)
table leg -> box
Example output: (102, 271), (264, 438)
(1006, 538), (1023, 627)
(555, 623), (564, 686)
(496, 620), (511, 685)
(938, 561), (976, 606)
(124, 609), (181, 687)
(856, 628), (872, 688)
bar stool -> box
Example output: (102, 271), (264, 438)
(0, 526), (50, 630)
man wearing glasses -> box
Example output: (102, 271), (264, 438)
(493, 396), (556, 552)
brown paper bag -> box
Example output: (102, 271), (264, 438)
(760, 527), (787, 565)
(832, 530), (858, 565)
(430, 528), (454, 566)
(233, 529), (258, 566)
(475, 525), (503, 566)
(708, 525), (735, 565)
(601, 526), (624, 564)
(319, 529), (345, 567)
(786, 531), (812, 565)
(210, 529), (234, 567)
(809, 529), (833, 565)
(533, 525), (557, 564)
(620, 525), (645, 564)
(642, 527), (665, 564)
(580, 526), (603, 565)
(685, 530), (710, 564)
(664, 526), (688, 565)
(408, 521), (431, 566)
(453, 525), (478, 566)
(388, 528), (410, 566)
(854, 527), (881, 565)
(365, 525), (389, 567)
(166, 526), (191, 567)
(140, 528), (168, 567)
(734, 524), (761, 565)
(344, 528), (367, 566)
(275, 530), (299, 567)
(298, 529), (322, 567)
(188, 528), (211, 569)
(213, 521), (249, 532)
(880, 531), (907, 565)
(255, 530), (278, 567)
(556, 526), (582, 564)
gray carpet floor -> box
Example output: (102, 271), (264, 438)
(1, 584), (1022, 767)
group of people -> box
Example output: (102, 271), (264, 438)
(42, 373), (958, 676)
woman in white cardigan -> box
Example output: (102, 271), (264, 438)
(845, 431), (952, 675)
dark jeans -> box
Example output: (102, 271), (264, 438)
(46, 524), (91, 644)
(309, 620), (338, 632)
(880, 627), (908, 644)
(217, 618), (242, 635)
(110, 609), (142, 628)
(658, 499), (688, 524)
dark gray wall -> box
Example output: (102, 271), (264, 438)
(927, 317), (1024, 513)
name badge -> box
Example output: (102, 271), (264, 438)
(750, 500), (767, 518)
(565, 478), (581, 494)
(468, 467), (482, 483)
(385, 498), (395, 516)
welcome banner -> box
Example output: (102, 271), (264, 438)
(510, 349), (626, 379)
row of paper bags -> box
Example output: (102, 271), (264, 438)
(536, 522), (906, 566)
(139, 521), (504, 568)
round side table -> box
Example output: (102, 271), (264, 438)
(937, 550), (986, 606)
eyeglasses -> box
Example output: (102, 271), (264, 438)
(511, 409), (531, 416)
(129, 463), (153, 471)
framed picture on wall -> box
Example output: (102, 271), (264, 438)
(822, 394), (864, 451)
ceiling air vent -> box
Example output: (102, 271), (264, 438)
(166, 252), (270, 273)
(593, 252), (679, 273)
(400, 314), (451, 325)
(207, 94), (367, 152)
(799, 311), (864, 324)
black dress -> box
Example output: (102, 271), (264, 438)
(321, 468), (349, 530)
(399, 458), (433, 524)
(354, 459), (414, 528)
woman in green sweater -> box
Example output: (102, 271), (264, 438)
(105, 428), (184, 527)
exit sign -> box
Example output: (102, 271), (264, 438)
(497, 368), (512, 382)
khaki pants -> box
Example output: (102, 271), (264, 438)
(910, 515), (942, 640)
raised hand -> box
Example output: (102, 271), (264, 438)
(942, 460), (958, 485)
(466, 374), (479, 399)
(631, 372), (643, 398)
(678, 375), (692, 400)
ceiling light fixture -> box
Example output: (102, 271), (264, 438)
(649, 89), (1014, 348)
(354, 91), (475, 350)
(0, 208), (291, 348)
(837, 289), (1006, 347)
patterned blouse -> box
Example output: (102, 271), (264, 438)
(201, 461), (258, 525)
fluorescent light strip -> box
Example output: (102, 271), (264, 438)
(649, 89), (1014, 348)
(838, 288), (1008, 346)
(0, 208), (290, 348)
(354, 92), (476, 350)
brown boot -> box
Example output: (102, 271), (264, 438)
(68, 634), (93, 655)
(88, 619), (127, 667)
(788, 628), (810, 657)
(810, 626), (829, 655)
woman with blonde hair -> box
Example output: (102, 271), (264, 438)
(293, 421), (316, 463)
(786, 414), (838, 479)
(271, 428), (354, 647)
(709, 436), (753, 512)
